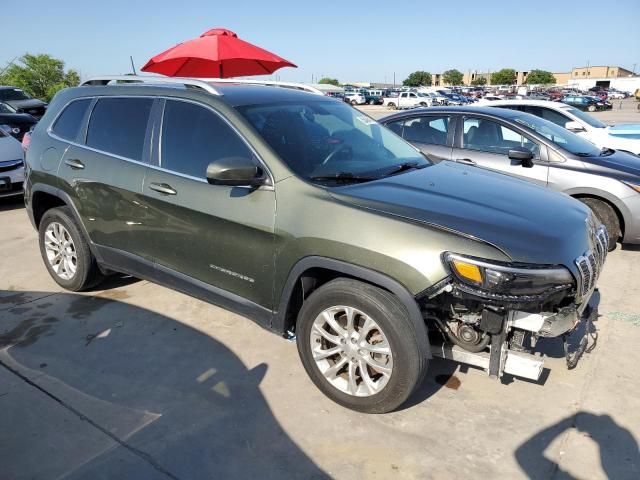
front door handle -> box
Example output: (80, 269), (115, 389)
(455, 158), (476, 166)
(149, 182), (177, 196)
(64, 158), (85, 170)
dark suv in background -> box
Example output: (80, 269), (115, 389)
(25, 76), (605, 413)
(0, 86), (47, 118)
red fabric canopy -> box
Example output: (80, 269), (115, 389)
(141, 28), (297, 78)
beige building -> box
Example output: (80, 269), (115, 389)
(570, 65), (635, 79)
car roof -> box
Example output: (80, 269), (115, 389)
(483, 99), (573, 109)
(380, 105), (524, 123)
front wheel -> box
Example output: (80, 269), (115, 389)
(579, 198), (620, 250)
(296, 278), (428, 413)
(588, 104), (596, 112)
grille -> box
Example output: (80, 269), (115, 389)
(0, 159), (23, 173)
(575, 225), (608, 297)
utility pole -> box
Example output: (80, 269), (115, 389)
(393, 72), (396, 88)
(129, 56), (137, 75)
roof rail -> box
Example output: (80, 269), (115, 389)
(202, 78), (325, 95)
(80, 75), (221, 96)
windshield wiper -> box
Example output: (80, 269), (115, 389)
(379, 161), (427, 177)
(309, 172), (378, 183)
(599, 147), (615, 156)
(574, 152), (594, 157)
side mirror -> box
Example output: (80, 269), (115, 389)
(508, 147), (535, 168)
(206, 157), (265, 187)
(565, 120), (586, 133)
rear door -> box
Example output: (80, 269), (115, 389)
(384, 114), (453, 162)
(140, 98), (276, 309)
(57, 96), (155, 259)
(451, 115), (548, 185)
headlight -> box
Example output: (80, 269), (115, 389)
(444, 253), (574, 296)
(622, 181), (640, 194)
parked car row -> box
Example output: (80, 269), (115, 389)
(22, 76), (624, 413)
(0, 85), (45, 199)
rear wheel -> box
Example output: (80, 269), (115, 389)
(387, 102), (396, 110)
(578, 198), (620, 250)
(588, 104), (596, 112)
(39, 207), (104, 291)
(296, 278), (428, 413)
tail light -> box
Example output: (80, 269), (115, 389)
(22, 131), (32, 152)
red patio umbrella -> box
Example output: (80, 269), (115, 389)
(141, 28), (297, 78)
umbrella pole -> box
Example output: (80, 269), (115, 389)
(220, 63), (223, 79)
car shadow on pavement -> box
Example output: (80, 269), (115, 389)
(515, 412), (640, 479)
(0, 196), (25, 212)
(0, 290), (329, 480)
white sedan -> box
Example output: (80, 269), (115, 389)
(480, 99), (640, 154)
(0, 128), (25, 198)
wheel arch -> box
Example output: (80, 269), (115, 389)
(274, 256), (430, 357)
(570, 192), (625, 238)
(30, 184), (103, 262)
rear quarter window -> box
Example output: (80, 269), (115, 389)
(51, 99), (92, 141)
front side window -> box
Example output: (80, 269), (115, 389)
(161, 100), (254, 179)
(463, 117), (539, 156)
(86, 98), (153, 161)
(523, 106), (571, 129)
(52, 99), (91, 141)
(402, 116), (450, 146)
(238, 100), (427, 182)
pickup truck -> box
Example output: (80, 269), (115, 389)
(383, 91), (432, 110)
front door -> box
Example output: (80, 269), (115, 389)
(452, 116), (548, 186)
(140, 99), (276, 309)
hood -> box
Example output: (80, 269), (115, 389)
(5, 98), (46, 111)
(579, 150), (640, 177)
(0, 134), (24, 161)
(330, 162), (592, 266)
(0, 113), (37, 125)
(606, 124), (640, 140)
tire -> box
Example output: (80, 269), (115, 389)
(369, 99), (375, 105)
(588, 104), (596, 112)
(39, 207), (104, 291)
(296, 278), (428, 413)
(578, 198), (620, 250)
(419, 102), (427, 107)
(351, 100), (357, 106)
(387, 102), (396, 110)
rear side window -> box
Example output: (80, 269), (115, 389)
(86, 98), (153, 161)
(52, 99), (91, 141)
(402, 115), (450, 146)
(160, 100), (254, 179)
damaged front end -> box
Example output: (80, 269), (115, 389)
(420, 227), (608, 381)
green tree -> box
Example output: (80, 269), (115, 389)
(490, 68), (517, 85)
(318, 77), (340, 86)
(525, 69), (556, 85)
(442, 69), (464, 86)
(471, 77), (487, 86)
(403, 71), (432, 87)
(0, 54), (80, 102)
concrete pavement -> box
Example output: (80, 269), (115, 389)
(1, 191), (639, 479)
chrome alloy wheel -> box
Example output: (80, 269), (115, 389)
(44, 222), (77, 280)
(310, 306), (393, 397)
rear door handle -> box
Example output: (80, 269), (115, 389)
(455, 158), (476, 166)
(149, 182), (177, 196)
(64, 158), (85, 170)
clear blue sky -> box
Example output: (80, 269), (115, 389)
(3, 0), (639, 83)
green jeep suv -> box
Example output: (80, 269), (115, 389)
(25, 76), (606, 413)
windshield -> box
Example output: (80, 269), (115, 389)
(564, 107), (607, 129)
(0, 88), (31, 101)
(514, 113), (601, 156)
(0, 102), (17, 114)
(239, 100), (428, 182)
